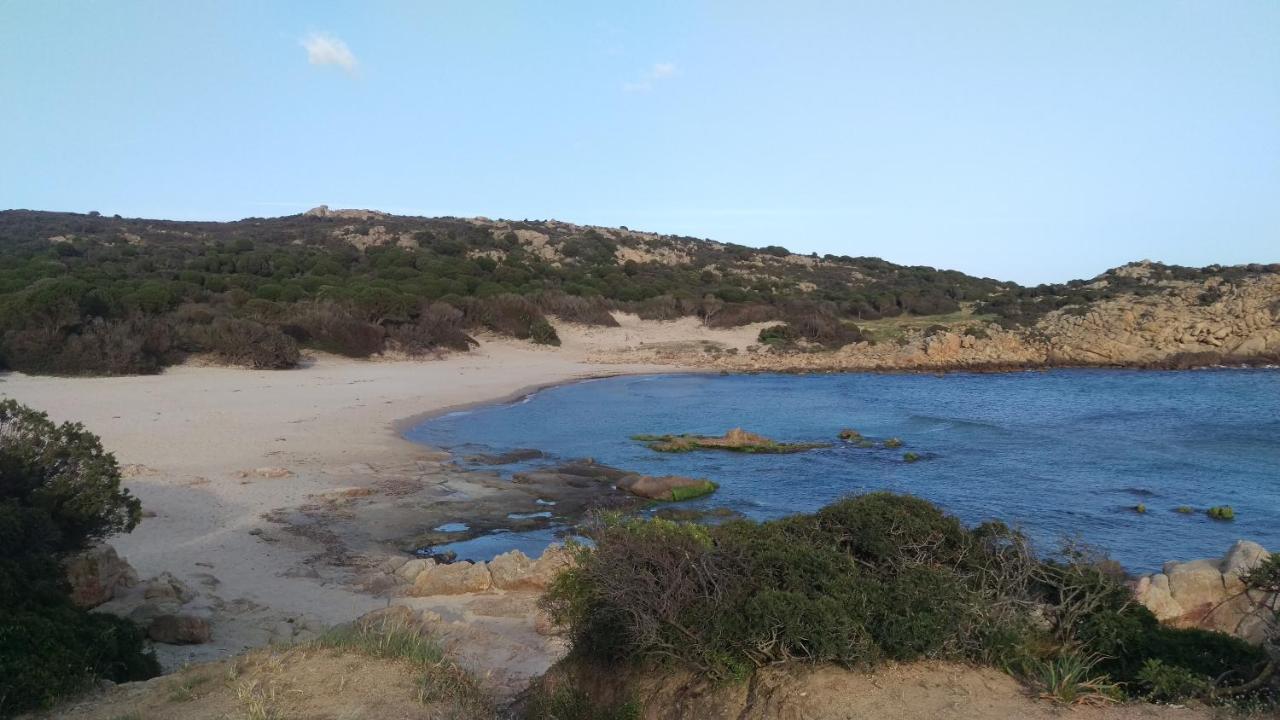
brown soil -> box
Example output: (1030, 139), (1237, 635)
(528, 660), (1216, 720)
(41, 645), (492, 720)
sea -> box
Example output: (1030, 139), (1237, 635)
(404, 369), (1280, 572)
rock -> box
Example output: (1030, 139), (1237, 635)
(1221, 540), (1269, 589)
(143, 572), (196, 604)
(394, 558), (434, 583)
(1133, 573), (1181, 621)
(465, 448), (545, 465)
(1137, 541), (1277, 644)
(529, 544), (574, 588)
(488, 550), (536, 590)
(64, 544), (137, 608)
(616, 474), (718, 501)
(411, 561), (492, 595)
(128, 601), (180, 626)
(148, 614), (211, 644)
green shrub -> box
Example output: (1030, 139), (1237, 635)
(1133, 504), (1146, 514)
(0, 400), (159, 715)
(1019, 650), (1120, 705)
(1135, 659), (1211, 702)
(185, 317), (299, 369)
(883, 437), (903, 448)
(903, 452), (921, 463)
(544, 494), (1040, 680)
(1206, 506), (1234, 520)
(544, 493), (1270, 704)
(666, 481), (719, 502)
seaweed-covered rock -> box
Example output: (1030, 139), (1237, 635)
(616, 475), (718, 501)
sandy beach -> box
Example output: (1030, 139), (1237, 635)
(0, 322), (738, 689)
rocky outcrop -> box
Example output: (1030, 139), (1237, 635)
(615, 474), (718, 501)
(64, 543), (138, 608)
(376, 545), (574, 597)
(590, 272), (1280, 372)
(1133, 540), (1277, 644)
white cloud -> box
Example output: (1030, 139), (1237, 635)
(623, 62), (678, 92)
(302, 32), (358, 74)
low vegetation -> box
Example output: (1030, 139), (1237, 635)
(0, 399), (159, 717)
(543, 493), (1273, 707)
(1207, 505), (1235, 520)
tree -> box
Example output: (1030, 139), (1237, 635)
(0, 400), (141, 552)
(0, 400), (156, 715)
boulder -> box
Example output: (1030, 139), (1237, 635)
(1133, 573), (1181, 621)
(1222, 540), (1269, 591)
(143, 572), (196, 604)
(1136, 541), (1277, 644)
(64, 544), (137, 608)
(148, 614), (211, 644)
(1163, 559), (1225, 617)
(411, 561), (492, 595)
(488, 550), (536, 590)
(616, 474), (717, 501)
(394, 558), (434, 583)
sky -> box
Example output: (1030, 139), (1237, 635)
(1, 1), (1277, 284)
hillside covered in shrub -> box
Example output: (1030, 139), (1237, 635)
(1, 208), (1276, 375)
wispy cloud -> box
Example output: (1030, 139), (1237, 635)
(623, 62), (677, 93)
(301, 32), (358, 75)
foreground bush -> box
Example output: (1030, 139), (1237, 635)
(544, 493), (1271, 703)
(0, 400), (159, 716)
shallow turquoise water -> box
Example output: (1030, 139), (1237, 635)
(405, 369), (1280, 571)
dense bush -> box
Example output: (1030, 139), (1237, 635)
(544, 493), (1271, 703)
(460, 294), (561, 346)
(544, 494), (1040, 680)
(184, 317), (300, 369)
(0, 400), (159, 716)
(386, 302), (477, 354)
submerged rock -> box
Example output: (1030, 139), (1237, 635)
(633, 428), (827, 454)
(465, 448), (546, 465)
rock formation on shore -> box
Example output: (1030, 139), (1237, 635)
(1133, 540), (1277, 644)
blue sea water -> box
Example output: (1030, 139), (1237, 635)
(405, 370), (1280, 572)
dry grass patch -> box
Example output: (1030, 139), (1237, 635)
(45, 616), (494, 720)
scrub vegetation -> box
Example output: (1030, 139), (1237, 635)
(543, 493), (1275, 707)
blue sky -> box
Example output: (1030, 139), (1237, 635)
(2, 1), (1277, 284)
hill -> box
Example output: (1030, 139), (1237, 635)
(0, 208), (1276, 375)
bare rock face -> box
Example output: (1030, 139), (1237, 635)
(64, 544), (138, 608)
(1134, 540), (1276, 643)
(411, 561), (492, 596)
(147, 613), (212, 644)
(394, 558), (435, 584)
(488, 550), (537, 590)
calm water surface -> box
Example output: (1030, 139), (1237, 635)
(405, 370), (1280, 571)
